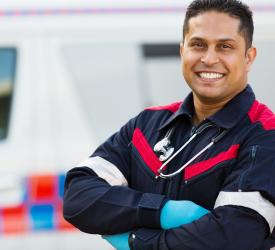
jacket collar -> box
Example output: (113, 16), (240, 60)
(159, 85), (255, 131)
(207, 85), (255, 129)
(159, 93), (194, 131)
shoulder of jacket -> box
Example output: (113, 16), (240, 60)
(247, 100), (275, 131)
(144, 101), (182, 113)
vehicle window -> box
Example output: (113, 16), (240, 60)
(61, 43), (143, 143)
(141, 43), (190, 106)
(0, 48), (16, 140)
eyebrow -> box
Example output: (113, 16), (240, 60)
(189, 37), (237, 43)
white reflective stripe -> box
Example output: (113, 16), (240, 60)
(214, 191), (275, 232)
(77, 156), (128, 187)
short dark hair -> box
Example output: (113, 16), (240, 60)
(183, 0), (254, 49)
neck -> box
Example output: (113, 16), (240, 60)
(192, 96), (229, 125)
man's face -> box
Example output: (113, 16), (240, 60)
(180, 11), (256, 104)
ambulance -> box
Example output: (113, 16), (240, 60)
(0, 0), (275, 249)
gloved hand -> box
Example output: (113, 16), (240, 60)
(102, 232), (130, 250)
(160, 200), (209, 229)
(102, 200), (209, 249)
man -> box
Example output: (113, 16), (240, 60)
(63, 0), (275, 249)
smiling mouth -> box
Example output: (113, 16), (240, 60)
(197, 72), (225, 80)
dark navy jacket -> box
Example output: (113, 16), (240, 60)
(63, 85), (275, 250)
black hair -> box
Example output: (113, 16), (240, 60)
(183, 0), (254, 49)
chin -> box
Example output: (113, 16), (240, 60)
(195, 89), (224, 102)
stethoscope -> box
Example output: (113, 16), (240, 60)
(153, 121), (228, 179)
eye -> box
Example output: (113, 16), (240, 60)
(219, 44), (232, 50)
(190, 41), (205, 48)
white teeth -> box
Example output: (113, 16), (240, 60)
(199, 72), (223, 79)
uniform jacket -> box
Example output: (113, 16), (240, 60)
(63, 85), (275, 250)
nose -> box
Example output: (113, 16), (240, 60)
(201, 48), (219, 66)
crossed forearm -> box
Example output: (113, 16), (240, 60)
(103, 200), (209, 250)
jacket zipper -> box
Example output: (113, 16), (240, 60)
(238, 145), (258, 191)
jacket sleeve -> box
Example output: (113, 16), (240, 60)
(129, 206), (269, 250)
(63, 114), (167, 235)
(129, 131), (275, 250)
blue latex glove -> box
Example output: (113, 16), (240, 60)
(160, 200), (209, 229)
(102, 232), (130, 250)
(102, 200), (208, 248)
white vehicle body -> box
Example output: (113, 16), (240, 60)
(0, 1), (274, 249)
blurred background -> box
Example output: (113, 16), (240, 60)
(0, 0), (275, 249)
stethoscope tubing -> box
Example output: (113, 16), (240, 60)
(156, 133), (198, 177)
(155, 122), (228, 179)
(157, 140), (214, 179)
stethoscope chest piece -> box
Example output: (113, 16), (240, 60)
(153, 137), (174, 161)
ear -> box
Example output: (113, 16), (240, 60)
(245, 46), (257, 72)
(180, 42), (184, 58)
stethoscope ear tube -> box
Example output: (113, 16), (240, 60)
(157, 140), (214, 179)
(155, 133), (198, 178)
(154, 122), (228, 179)
(212, 129), (228, 143)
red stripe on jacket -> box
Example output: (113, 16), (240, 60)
(145, 101), (182, 113)
(132, 128), (162, 175)
(248, 100), (275, 130)
(184, 144), (240, 180)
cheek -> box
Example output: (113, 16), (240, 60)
(182, 53), (197, 73)
(226, 54), (246, 72)
(231, 60), (247, 78)
(182, 60), (193, 82)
